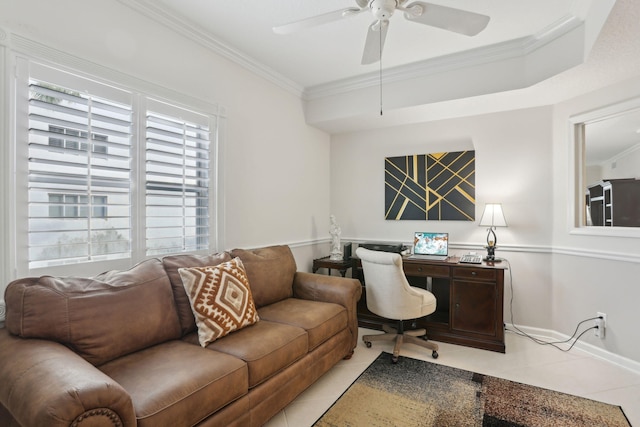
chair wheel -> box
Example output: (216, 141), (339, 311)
(432, 350), (439, 359)
(392, 356), (399, 364)
(365, 341), (372, 348)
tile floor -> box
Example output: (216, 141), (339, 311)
(265, 328), (640, 427)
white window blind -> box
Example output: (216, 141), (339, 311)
(27, 80), (133, 268)
(13, 58), (220, 275)
(145, 107), (211, 256)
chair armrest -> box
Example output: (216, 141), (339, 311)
(0, 329), (136, 427)
(293, 272), (362, 352)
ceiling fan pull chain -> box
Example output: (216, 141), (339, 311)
(379, 22), (383, 116)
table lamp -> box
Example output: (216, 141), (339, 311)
(479, 203), (507, 262)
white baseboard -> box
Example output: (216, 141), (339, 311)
(506, 323), (640, 375)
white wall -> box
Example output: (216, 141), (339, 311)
(0, 0), (331, 287)
(551, 75), (640, 364)
(599, 144), (640, 181)
(330, 106), (555, 330)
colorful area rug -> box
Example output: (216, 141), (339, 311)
(314, 352), (631, 427)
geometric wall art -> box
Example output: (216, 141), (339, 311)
(385, 154), (427, 220)
(384, 150), (475, 221)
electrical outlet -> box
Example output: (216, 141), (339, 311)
(594, 312), (607, 339)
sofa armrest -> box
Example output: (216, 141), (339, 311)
(0, 329), (136, 427)
(293, 272), (362, 352)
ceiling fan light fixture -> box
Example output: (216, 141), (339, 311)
(275, 0), (490, 65)
(370, 0), (398, 20)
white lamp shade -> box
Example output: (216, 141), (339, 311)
(479, 204), (507, 227)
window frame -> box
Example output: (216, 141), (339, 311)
(9, 54), (225, 278)
(26, 74), (134, 269)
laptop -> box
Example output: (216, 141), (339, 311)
(409, 232), (449, 260)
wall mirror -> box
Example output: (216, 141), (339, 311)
(571, 98), (640, 236)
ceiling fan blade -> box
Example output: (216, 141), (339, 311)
(273, 7), (364, 35)
(404, 2), (490, 36)
(362, 20), (389, 65)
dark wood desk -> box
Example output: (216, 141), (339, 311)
(312, 256), (353, 277)
(354, 256), (506, 353)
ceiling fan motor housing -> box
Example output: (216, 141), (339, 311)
(369, 0), (398, 20)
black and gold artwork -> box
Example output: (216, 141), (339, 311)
(385, 151), (475, 221)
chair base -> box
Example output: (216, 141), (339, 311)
(363, 323), (439, 363)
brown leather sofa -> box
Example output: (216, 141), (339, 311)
(0, 245), (362, 427)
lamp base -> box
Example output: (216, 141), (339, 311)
(483, 245), (502, 263)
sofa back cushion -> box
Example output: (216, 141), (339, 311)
(229, 245), (296, 308)
(4, 258), (182, 366)
(161, 252), (232, 335)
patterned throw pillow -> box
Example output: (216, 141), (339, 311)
(179, 257), (259, 347)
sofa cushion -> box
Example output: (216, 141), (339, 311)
(229, 245), (296, 308)
(179, 258), (259, 347)
(99, 340), (247, 427)
(162, 252), (233, 335)
(4, 259), (182, 366)
(258, 298), (348, 351)
(184, 320), (308, 388)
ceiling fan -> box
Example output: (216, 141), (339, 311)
(273, 0), (491, 64)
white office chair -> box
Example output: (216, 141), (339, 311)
(356, 247), (439, 363)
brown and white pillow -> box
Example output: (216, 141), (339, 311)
(179, 257), (259, 347)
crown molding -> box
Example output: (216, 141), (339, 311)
(6, 32), (225, 118)
(303, 14), (583, 100)
(118, 1), (585, 105)
(118, 0), (304, 98)
(601, 142), (640, 168)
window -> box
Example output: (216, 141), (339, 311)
(145, 107), (211, 256)
(48, 194), (108, 219)
(28, 80), (133, 268)
(15, 60), (219, 273)
(49, 125), (109, 154)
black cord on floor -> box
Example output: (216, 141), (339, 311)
(501, 258), (600, 352)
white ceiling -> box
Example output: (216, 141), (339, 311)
(120, 0), (640, 148)
(147, 0), (583, 90)
(126, 0), (597, 92)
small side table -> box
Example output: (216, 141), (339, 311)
(312, 256), (353, 277)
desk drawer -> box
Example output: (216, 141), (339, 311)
(453, 267), (496, 281)
(404, 263), (450, 278)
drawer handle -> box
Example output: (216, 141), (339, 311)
(418, 267), (423, 272)
(471, 271), (477, 276)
